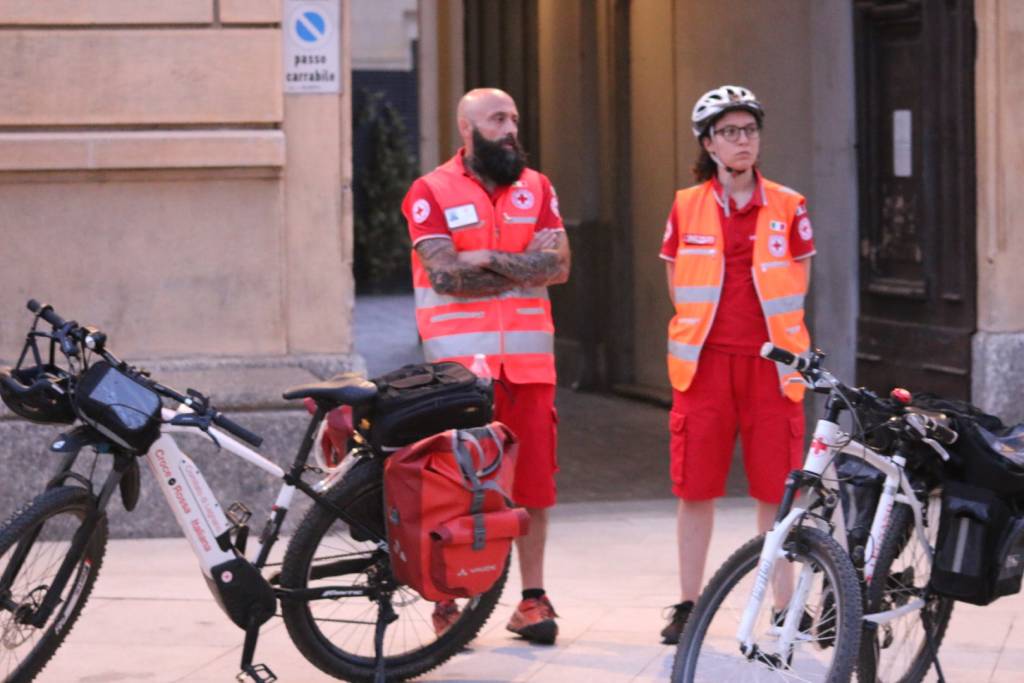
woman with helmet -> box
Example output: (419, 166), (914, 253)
(659, 85), (816, 643)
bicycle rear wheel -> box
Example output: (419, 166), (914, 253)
(0, 486), (108, 682)
(673, 526), (862, 683)
(858, 499), (954, 683)
(280, 457), (507, 683)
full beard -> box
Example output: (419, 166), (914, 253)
(467, 128), (528, 186)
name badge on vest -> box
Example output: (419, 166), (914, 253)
(444, 203), (480, 230)
(682, 234), (715, 245)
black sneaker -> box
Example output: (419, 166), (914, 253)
(771, 607), (815, 633)
(660, 601), (694, 645)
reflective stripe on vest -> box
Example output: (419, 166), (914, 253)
(423, 330), (553, 362)
(666, 179), (810, 401)
(668, 340), (701, 362)
(674, 285), (722, 305)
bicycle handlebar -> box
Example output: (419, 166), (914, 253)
(759, 342), (811, 372)
(761, 341), (960, 451)
(27, 299), (65, 328)
(23, 299), (264, 449)
(211, 412), (264, 448)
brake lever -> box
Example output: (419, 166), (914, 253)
(169, 412), (221, 449)
(921, 437), (951, 462)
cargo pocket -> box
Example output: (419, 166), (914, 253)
(670, 412), (687, 489)
(550, 406), (560, 471)
(789, 415), (805, 470)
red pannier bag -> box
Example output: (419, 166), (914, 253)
(384, 422), (530, 601)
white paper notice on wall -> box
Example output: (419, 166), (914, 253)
(284, 0), (341, 94)
(893, 109), (912, 178)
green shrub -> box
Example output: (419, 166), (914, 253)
(353, 90), (417, 292)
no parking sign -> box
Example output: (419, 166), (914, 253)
(284, 0), (341, 94)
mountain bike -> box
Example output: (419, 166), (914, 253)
(0, 300), (505, 683)
(671, 343), (959, 682)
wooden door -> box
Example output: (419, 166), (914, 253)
(854, 0), (976, 398)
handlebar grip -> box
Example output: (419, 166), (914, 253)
(212, 412), (263, 448)
(27, 299), (65, 328)
(760, 342), (807, 371)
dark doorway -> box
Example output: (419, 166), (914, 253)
(463, 0), (541, 166)
(853, 0), (977, 399)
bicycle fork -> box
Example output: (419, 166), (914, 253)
(5, 462), (125, 630)
(737, 506), (807, 659)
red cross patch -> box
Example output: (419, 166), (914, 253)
(412, 198), (431, 224)
(768, 235), (787, 257)
(511, 188), (535, 210)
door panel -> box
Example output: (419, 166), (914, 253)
(854, 0), (976, 398)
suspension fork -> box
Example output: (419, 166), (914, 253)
(738, 471), (828, 655)
(21, 461), (126, 627)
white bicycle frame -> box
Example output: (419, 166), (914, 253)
(736, 417), (936, 657)
(142, 405), (299, 579)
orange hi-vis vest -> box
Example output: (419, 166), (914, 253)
(411, 153), (556, 385)
(667, 178), (810, 401)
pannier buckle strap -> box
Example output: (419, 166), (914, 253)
(472, 513), (486, 550)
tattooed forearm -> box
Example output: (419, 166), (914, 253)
(415, 239), (516, 296)
(486, 231), (571, 287)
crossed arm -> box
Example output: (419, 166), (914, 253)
(416, 230), (571, 298)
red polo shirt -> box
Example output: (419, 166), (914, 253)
(660, 172), (816, 355)
(403, 149), (564, 245)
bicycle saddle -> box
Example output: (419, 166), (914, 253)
(282, 373), (377, 407)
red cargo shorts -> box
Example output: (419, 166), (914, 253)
(669, 346), (804, 503)
(494, 371), (558, 509)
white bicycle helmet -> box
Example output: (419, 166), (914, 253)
(691, 85), (764, 138)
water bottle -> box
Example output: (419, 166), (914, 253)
(469, 353), (493, 388)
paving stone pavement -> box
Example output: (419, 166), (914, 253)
(35, 498), (1024, 682)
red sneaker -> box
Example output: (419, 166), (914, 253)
(506, 596), (559, 644)
(431, 599), (461, 636)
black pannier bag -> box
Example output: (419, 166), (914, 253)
(366, 362), (492, 452)
(835, 453), (885, 558)
(953, 421), (1024, 496)
(908, 393), (1024, 495)
(74, 361), (163, 453)
(930, 480), (1024, 605)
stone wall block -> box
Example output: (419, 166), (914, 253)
(0, 0), (212, 25)
(972, 331), (1024, 425)
(0, 29), (282, 126)
(220, 0), (281, 25)
(0, 131), (285, 172)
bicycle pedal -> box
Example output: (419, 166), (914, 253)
(227, 501), (252, 527)
(236, 663), (277, 683)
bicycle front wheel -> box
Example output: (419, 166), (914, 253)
(280, 457), (507, 683)
(673, 526), (862, 683)
(857, 499), (954, 683)
(0, 486), (108, 682)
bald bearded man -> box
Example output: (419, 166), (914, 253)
(401, 88), (571, 645)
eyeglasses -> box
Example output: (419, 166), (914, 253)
(712, 124), (761, 143)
